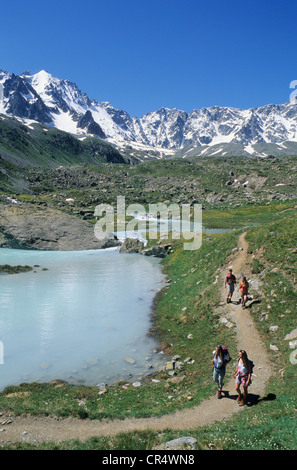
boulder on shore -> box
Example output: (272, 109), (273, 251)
(141, 243), (172, 258)
(119, 238), (172, 258)
(0, 204), (120, 251)
(119, 238), (145, 253)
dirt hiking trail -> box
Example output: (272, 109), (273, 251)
(0, 232), (272, 444)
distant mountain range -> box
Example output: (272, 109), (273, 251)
(1, 69), (297, 158)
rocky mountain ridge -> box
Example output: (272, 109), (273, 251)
(1, 69), (297, 158)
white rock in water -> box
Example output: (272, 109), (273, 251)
(123, 357), (136, 365)
(132, 381), (141, 387)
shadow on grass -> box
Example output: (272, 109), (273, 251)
(246, 392), (277, 407)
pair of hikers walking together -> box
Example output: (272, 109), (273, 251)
(212, 269), (253, 405)
(212, 346), (253, 406)
(225, 269), (249, 308)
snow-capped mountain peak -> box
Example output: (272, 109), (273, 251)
(29, 70), (58, 101)
(1, 68), (297, 158)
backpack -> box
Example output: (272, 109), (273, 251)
(249, 359), (255, 374)
(222, 346), (231, 364)
(226, 274), (236, 285)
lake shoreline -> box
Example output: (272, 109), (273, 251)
(0, 219), (232, 392)
(0, 245), (168, 392)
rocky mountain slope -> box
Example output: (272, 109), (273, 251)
(1, 69), (297, 158)
(0, 113), (133, 192)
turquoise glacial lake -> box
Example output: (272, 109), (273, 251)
(0, 247), (167, 390)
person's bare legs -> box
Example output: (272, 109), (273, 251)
(235, 383), (242, 401)
(239, 386), (248, 405)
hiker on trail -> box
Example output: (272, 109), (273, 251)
(234, 349), (252, 406)
(225, 269), (236, 303)
(212, 345), (231, 399)
(239, 276), (249, 308)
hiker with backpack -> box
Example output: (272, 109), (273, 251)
(212, 345), (231, 399)
(225, 269), (236, 303)
(234, 349), (253, 406)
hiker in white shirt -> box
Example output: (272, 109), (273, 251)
(234, 349), (252, 406)
(212, 345), (231, 399)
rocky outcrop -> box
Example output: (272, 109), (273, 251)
(119, 238), (145, 253)
(3, 73), (52, 123)
(77, 110), (106, 138)
(118, 238), (172, 258)
(0, 204), (120, 251)
(141, 243), (172, 258)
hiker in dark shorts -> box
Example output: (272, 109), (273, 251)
(225, 269), (236, 303)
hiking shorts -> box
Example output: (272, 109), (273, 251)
(235, 373), (249, 387)
(213, 367), (225, 388)
(227, 283), (235, 293)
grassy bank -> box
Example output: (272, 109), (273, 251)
(201, 199), (297, 229)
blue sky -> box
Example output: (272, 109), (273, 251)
(1, 0), (297, 116)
